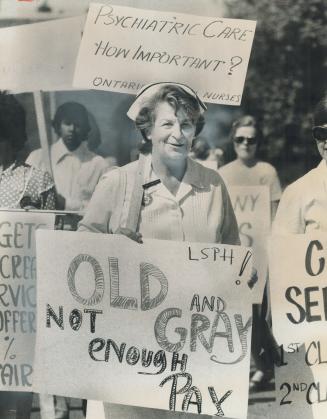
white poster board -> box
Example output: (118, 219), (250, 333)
(0, 211), (54, 391)
(269, 234), (327, 419)
(34, 231), (253, 418)
(229, 186), (270, 303)
(0, 16), (85, 93)
(74, 3), (256, 106)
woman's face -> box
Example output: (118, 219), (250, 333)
(59, 119), (84, 151)
(147, 101), (196, 164)
(315, 125), (327, 162)
(233, 126), (257, 161)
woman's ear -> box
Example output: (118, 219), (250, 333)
(145, 128), (152, 141)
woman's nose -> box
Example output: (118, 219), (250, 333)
(172, 122), (183, 138)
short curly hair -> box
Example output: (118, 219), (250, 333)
(134, 85), (205, 153)
(0, 92), (27, 152)
(52, 102), (90, 138)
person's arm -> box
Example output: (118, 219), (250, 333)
(272, 183), (304, 234)
(78, 170), (120, 233)
(40, 170), (57, 210)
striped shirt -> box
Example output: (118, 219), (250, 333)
(79, 154), (240, 245)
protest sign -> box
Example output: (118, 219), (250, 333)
(34, 231), (253, 418)
(228, 186), (270, 303)
(73, 3), (256, 106)
(0, 211), (54, 391)
(269, 234), (327, 419)
(0, 16), (84, 93)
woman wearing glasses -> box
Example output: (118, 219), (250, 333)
(219, 115), (281, 217)
(274, 94), (327, 233)
(219, 115), (282, 391)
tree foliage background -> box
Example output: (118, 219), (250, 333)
(224, 0), (327, 185)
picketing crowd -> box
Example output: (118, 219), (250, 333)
(0, 82), (327, 418)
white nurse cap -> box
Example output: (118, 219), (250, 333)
(127, 82), (207, 121)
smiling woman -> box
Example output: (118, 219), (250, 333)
(78, 81), (241, 418)
(79, 82), (240, 246)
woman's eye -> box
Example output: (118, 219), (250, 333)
(182, 123), (193, 130)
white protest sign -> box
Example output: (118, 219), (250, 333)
(0, 211), (54, 391)
(73, 3), (256, 106)
(269, 234), (327, 419)
(0, 16), (84, 93)
(34, 231), (253, 418)
(229, 186), (270, 303)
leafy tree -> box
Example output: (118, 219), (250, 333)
(224, 0), (327, 183)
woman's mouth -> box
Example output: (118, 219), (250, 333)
(167, 141), (184, 148)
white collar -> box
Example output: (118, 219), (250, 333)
(51, 138), (89, 164)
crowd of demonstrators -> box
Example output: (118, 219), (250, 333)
(1, 84), (327, 419)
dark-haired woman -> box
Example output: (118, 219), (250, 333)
(220, 115), (282, 391)
(274, 94), (327, 233)
(0, 94), (56, 418)
(0, 93), (56, 210)
(220, 115), (281, 218)
(27, 101), (108, 211)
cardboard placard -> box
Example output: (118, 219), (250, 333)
(269, 234), (327, 419)
(229, 186), (270, 303)
(0, 211), (55, 391)
(0, 16), (85, 93)
(73, 3), (256, 105)
(34, 231), (253, 418)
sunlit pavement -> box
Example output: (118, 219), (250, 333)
(29, 383), (276, 419)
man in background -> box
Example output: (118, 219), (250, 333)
(27, 101), (109, 211)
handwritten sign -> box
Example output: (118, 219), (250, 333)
(73, 3), (256, 106)
(269, 234), (327, 419)
(0, 211), (54, 391)
(34, 232), (253, 417)
(228, 186), (270, 303)
(0, 16), (84, 93)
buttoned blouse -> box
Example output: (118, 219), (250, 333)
(0, 163), (55, 209)
(79, 154), (240, 245)
(26, 139), (109, 210)
(273, 160), (327, 234)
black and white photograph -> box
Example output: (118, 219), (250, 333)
(0, 1), (326, 419)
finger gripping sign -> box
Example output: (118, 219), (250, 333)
(0, 211), (54, 391)
(269, 234), (327, 419)
(34, 231), (253, 418)
(73, 3), (256, 106)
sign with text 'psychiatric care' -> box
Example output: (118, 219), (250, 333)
(73, 3), (256, 106)
(0, 211), (54, 391)
(269, 234), (327, 419)
(34, 231), (253, 418)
